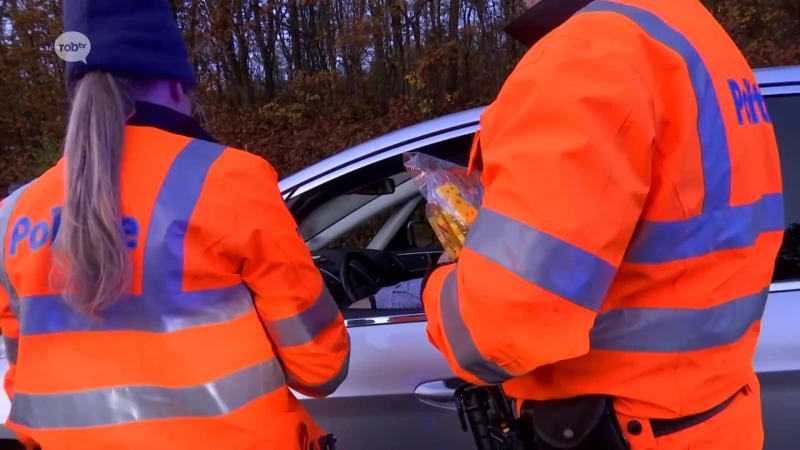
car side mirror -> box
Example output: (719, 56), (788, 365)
(407, 221), (436, 248)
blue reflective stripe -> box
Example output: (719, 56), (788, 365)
(590, 288), (768, 352)
(142, 139), (226, 294)
(19, 284), (254, 335)
(580, 1), (783, 264)
(14, 139), (253, 336)
(466, 208), (616, 312)
(580, 1), (732, 212)
(625, 193), (784, 264)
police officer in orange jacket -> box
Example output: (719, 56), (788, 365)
(0, 1), (349, 449)
(421, 0), (783, 449)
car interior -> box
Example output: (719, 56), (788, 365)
(285, 134), (475, 319)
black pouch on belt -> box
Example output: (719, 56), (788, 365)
(519, 395), (629, 450)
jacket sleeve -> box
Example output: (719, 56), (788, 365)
(422, 36), (655, 385)
(0, 198), (18, 401)
(236, 158), (350, 398)
(0, 201), (38, 449)
(0, 288), (18, 401)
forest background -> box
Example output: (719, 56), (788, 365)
(1, 0), (798, 198)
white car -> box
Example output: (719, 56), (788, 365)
(1, 65), (799, 450)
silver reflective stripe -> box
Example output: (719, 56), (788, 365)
(3, 337), (18, 365)
(590, 288), (768, 352)
(0, 182), (32, 365)
(440, 269), (513, 384)
(465, 208), (616, 312)
(287, 346), (351, 397)
(20, 284), (255, 335)
(8, 358), (286, 430)
(265, 285), (340, 347)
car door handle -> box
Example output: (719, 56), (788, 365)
(414, 380), (463, 410)
(415, 380), (456, 399)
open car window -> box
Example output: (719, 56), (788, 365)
(288, 134), (473, 322)
(313, 172), (414, 249)
(294, 134), (473, 252)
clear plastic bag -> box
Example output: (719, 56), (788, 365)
(403, 152), (482, 259)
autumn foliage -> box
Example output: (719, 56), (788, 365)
(1, 0), (799, 194)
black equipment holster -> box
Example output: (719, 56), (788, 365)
(519, 396), (629, 450)
(318, 433), (337, 450)
(455, 384), (526, 450)
(455, 384), (628, 450)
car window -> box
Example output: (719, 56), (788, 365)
(324, 208), (395, 249)
(767, 93), (800, 282)
(383, 197), (433, 251)
(320, 171), (414, 250)
(301, 193), (380, 243)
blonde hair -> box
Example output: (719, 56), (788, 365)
(53, 72), (133, 315)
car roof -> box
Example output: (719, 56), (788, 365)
(279, 65), (800, 192)
(279, 106), (484, 193)
(754, 64), (800, 87)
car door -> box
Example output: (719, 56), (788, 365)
(288, 134), (479, 450)
(299, 314), (475, 450)
(756, 80), (800, 450)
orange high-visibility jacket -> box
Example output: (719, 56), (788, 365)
(422, 0), (783, 421)
(0, 126), (350, 449)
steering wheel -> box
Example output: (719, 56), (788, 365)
(340, 251), (391, 306)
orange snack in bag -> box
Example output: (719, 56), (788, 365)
(403, 153), (483, 260)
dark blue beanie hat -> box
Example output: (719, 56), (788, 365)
(62, 0), (197, 94)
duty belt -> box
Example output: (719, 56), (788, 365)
(648, 388), (742, 438)
(455, 384), (744, 450)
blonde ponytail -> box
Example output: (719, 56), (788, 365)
(53, 72), (132, 315)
